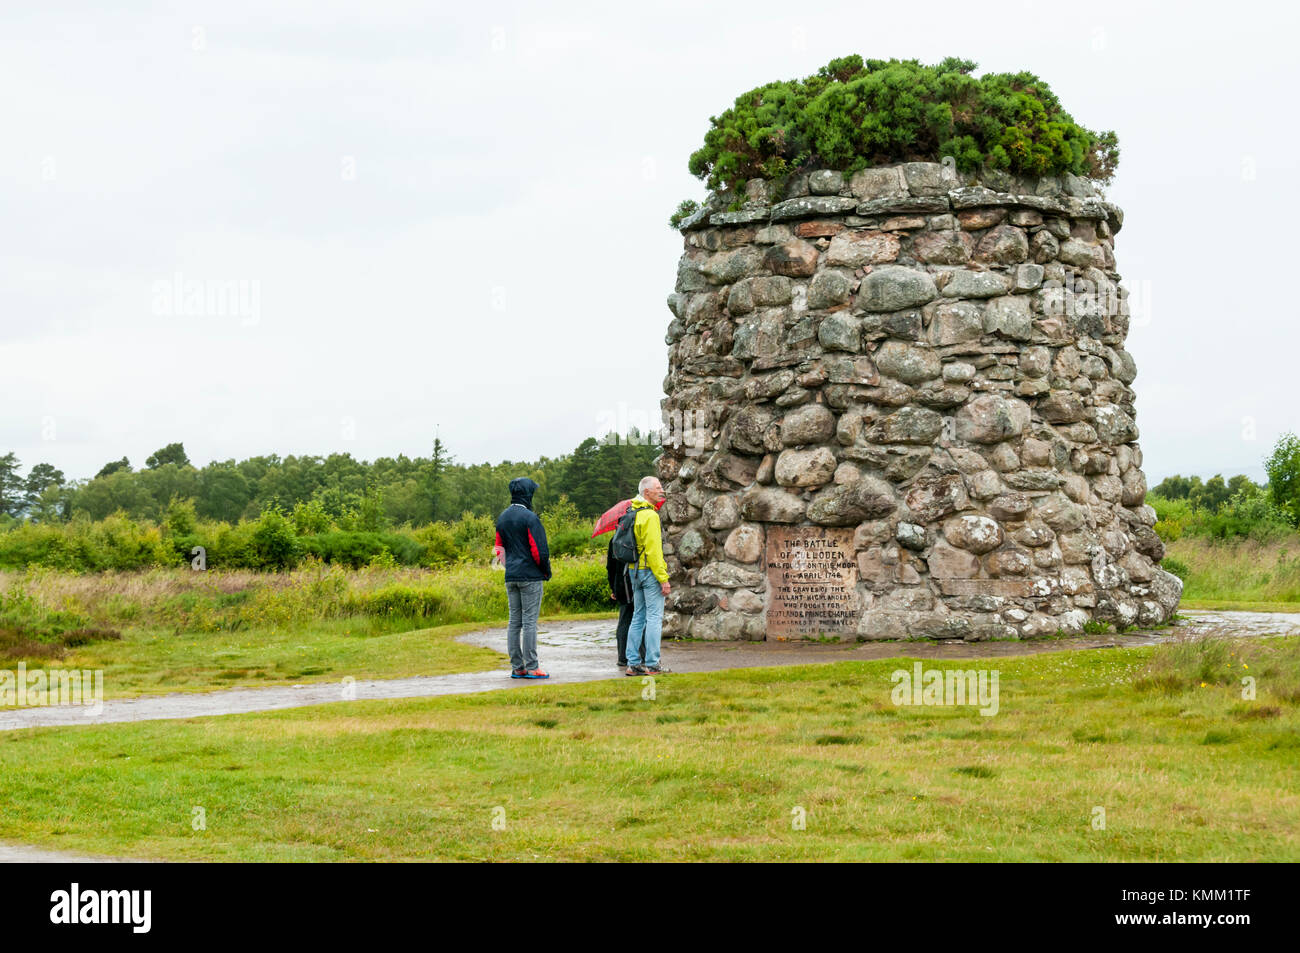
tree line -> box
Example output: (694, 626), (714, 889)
(6, 430), (1300, 543)
(0, 431), (662, 529)
(1149, 433), (1300, 542)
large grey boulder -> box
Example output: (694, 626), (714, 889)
(739, 486), (807, 523)
(875, 341), (942, 384)
(806, 475), (898, 525)
(780, 403), (835, 446)
(955, 395), (1030, 443)
(857, 266), (937, 312)
(774, 447), (838, 487)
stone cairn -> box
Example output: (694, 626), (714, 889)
(658, 160), (1182, 642)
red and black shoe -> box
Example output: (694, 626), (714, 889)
(522, 669), (550, 680)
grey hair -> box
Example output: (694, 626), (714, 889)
(638, 475), (660, 495)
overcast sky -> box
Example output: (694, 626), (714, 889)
(2, 0), (1296, 484)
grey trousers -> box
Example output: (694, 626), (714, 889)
(505, 580), (544, 671)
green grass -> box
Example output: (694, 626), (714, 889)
(1166, 536), (1300, 605)
(2, 637), (1297, 862)
(0, 557), (611, 637)
(24, 612), (611, 700)
(0, 561), (616, 699)
(1181, 600), (1300, 614)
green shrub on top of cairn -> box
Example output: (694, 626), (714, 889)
(683, 55), (1119, 201)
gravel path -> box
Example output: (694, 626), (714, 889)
(0, 843), (141, 863)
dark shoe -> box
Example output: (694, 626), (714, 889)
(510, 668), (527, 679)
(617, 661), (627, 668)
(645, 666), (671, 675)
(522, 669), (549, 680)
(625, 666), (646, 676)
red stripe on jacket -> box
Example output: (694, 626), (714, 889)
(527, 529), (541, 565)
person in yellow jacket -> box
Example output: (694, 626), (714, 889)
(625, 476), (671, 675)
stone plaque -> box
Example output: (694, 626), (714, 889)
(765, 526), (860, 637)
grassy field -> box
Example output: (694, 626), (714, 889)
(1180, 600), (1300, 613)
(6, 615), (610, 700)
(1, 635), (1296, 862)
(1, 561), (613, 698)
(1, 537), (1297, 701)
(1165, 536), (1300, 609)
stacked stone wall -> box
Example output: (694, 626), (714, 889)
(658, 160), (1182, 641)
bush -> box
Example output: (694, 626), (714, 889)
(451, 513), (496, 561)
(1265, 432), (1300, 526)
(1149, 493), (1192, 542)
(378, 534), (422, 566)
(1197, 489), (1292, 541)
(548, 528), (602, 559)
(291, 499), (332, 536)
(668, 199), (700, 229)
(250, 506), (301, 571)
(0, 514), (179, 572)
(168, 532), (204, 566)
(163, 497), (197, 537)
(0, 507), (609, 574)
(344, 585), (444, 619)
(686, 55), (1118, 198)
(366, 549), (399, 570)
(543, 558), (610, 612)
(204, 520), (258, 569)
(1149, 485), (1290, 542)
(413, 523), (459, 568)
(299, 531), (422, 568)
(298, 532), (386, 568)
(1161, 557), (1189, 581)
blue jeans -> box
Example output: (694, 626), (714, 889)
(505, 580), (543, 671)
(626, 569), (664, 669)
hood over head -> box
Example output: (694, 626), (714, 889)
(509, 477), (539, 509)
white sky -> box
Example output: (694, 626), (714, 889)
(2, 0), (1296, 484)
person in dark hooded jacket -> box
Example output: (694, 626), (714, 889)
(494, 477), (551, 679)
(606, 537), (634, 668)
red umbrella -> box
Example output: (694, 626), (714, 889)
(591, 497), (663, 537)
(591, 499), (632, 538)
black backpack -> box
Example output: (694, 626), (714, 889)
(610, 505), (643, 565)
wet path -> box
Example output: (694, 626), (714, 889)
(0, 843), (139, 863)
(1159, 609), (1300, 639)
